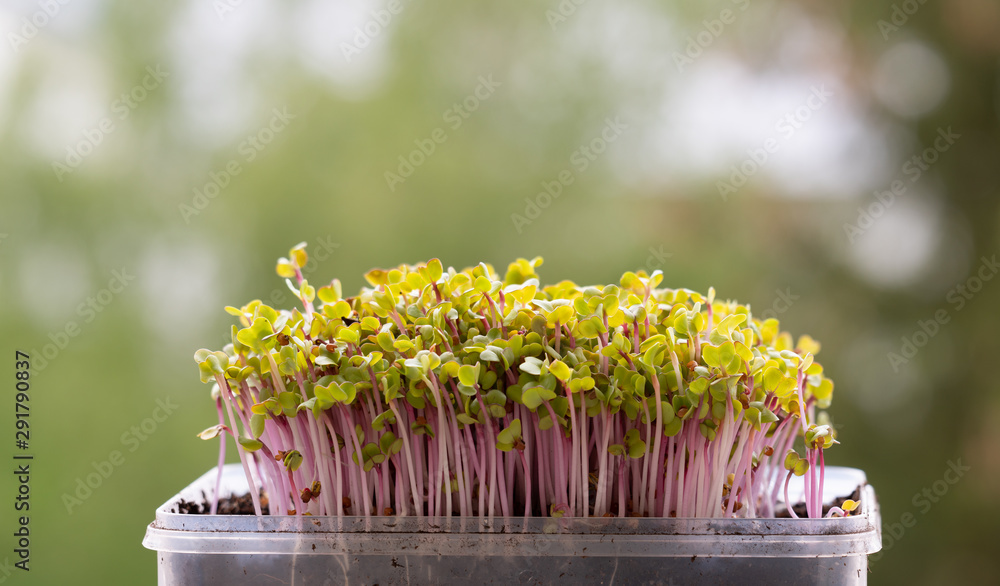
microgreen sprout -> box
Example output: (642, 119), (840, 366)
(194, 245), (842, 519)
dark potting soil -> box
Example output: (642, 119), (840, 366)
(173, 486), (864, 518)
(173, 491), (269, 515)
(775, 485), (863, 518)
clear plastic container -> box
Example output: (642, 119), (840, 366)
(143, 465), (881, 585)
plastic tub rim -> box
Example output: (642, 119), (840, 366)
(143, 465), (882, 559)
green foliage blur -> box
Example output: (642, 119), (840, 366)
(1, 0), (998, 583)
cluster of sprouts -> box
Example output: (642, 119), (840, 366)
(194, 244), (853, 519)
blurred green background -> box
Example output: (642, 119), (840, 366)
(1, 0), (998, 583)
